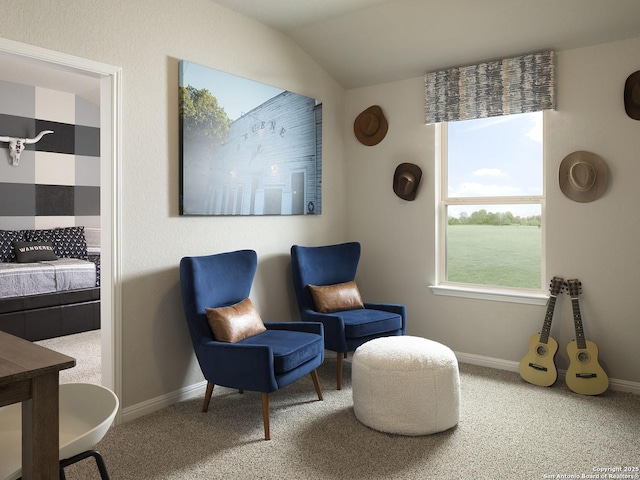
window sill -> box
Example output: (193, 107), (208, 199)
(429, 284), (548, 306)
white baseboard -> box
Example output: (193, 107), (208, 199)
(119, 353), (639, 424)
(121, 380), (208, 423)
(454, 351), (640, 395)
(603, 377), (640, 395)
(454, 351), (520, 372)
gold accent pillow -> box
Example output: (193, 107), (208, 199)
(205, 298), (266, 343)
(308, 281), (365, 313)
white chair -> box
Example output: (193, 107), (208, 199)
(0, 383), (119, 480)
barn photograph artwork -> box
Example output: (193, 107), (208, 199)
(179, 61), (323, 216)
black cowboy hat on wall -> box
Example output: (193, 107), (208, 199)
(393, 163), (422, 201)
(624, 70), (640, 120)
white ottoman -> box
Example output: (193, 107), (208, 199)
(352, 336), (460, 436)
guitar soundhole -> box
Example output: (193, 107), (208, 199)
(536, 345), (548, 356)
(577, 352), (590, 363)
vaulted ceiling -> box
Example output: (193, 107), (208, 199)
(3, 1), (640, 101)
(214, 0), (640, 89)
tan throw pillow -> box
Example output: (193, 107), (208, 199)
(308, 281), (365, 313)
(205, 298), (266, 343)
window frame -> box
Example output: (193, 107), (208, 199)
(431, 113), (547, 305)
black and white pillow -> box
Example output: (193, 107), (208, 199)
(12, 241), (58, 263)
(0, 230), (26, 262)
(25, 227), (88, 260)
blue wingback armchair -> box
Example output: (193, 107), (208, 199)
(290, 242), (407, 389)
(180, 250), (324, 440)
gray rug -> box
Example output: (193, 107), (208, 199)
(53, 346), (639, 480)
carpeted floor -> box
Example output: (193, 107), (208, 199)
(41, 333), (640, 480)
(35, 329), (101, 385)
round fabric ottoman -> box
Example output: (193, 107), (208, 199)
(352, 336), (460, 436)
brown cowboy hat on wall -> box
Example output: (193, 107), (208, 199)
(624, 70), (640, 120)
(393, 163), (422, 201)
(558, 151), (608, 203)
(354, 105), (388, 146)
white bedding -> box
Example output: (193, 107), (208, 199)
(0, 259), (97, 299)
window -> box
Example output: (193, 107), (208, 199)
(437, 111), (544, 293)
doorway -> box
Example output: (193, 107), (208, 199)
(291, 171), (304, 215)
(0, 38), (122, 404)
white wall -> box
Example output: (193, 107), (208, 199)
(346, 37), (640, 386)
(1, 0), (347, 409)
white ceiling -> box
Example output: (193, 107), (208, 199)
(214, 0), (640, 89)
(0, 52), (101, 104)
(3, 1), (640, 99)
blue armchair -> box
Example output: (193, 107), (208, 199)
(179, 250), (324, 440)
(290, 242), (407, 389)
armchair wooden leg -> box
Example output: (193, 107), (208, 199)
(336, 352), (343, 390)
(261, 393), (270, 441)
(310, 369), (323, 401)
(202, 381), (214, 413)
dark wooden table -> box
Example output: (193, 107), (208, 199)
(0, 330), (75, 479)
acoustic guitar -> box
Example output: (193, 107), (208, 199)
(518, 276), (563, 387)
(565, 279), (609, 395)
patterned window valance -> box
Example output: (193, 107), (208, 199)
(424, 51), (556, 124)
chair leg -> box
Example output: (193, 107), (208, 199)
(336, 352), (343, 390)
(202, 381), (214, 412)
(261, 392), (270, 441)
(59, 449), (111, 480)
(310, 369), (323, 401)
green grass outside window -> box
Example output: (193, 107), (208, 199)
(446, 224), (542, 290)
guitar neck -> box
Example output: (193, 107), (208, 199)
(571, 297), (587, 350)
(539, 294), (557, 344)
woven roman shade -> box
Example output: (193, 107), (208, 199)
(424, 51), (556, 124)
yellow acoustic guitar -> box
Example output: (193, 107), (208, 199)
(519, 277), (563, 387)
(565, 279), (609, 395)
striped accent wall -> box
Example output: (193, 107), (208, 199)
(0, 79), (100, 230)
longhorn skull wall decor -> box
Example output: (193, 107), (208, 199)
(0, 130), (54, 166)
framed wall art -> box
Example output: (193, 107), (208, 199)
(179, 60), (322, 216)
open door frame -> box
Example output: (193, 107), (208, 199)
(0, 37), (123, 422)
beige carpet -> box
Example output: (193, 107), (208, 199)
(35, 329), (101, 385)
(41, 335), (639, 480)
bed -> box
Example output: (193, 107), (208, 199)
(0, 227), (101, 341)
